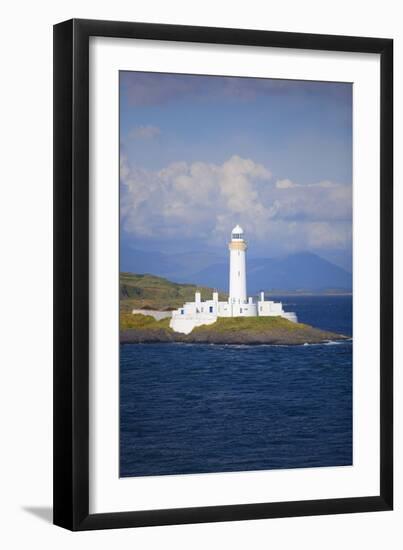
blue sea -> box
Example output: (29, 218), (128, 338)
(120, 295), (352, 477)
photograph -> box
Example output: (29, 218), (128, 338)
(0, 0), (396, 542)
(119, 71), (353, 478)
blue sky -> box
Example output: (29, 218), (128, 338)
(120, 72), (352, 271)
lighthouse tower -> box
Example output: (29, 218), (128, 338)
(229, 225), (247, 304)
(168, 223), (298, 332)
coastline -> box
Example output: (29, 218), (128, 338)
(120, 318), (349, 346)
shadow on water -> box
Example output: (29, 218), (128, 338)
(22, 506), (53, 524)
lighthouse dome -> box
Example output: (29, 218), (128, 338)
(231, 224), (244, 240)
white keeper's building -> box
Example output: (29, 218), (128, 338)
(170, 225), (297, 334)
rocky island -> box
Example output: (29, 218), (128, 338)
(120, 313), (348, 346)
(119, 272), (348, 345)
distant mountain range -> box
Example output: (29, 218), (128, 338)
(120, 247), (352, 293)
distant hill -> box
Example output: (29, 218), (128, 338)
(191, 252), (352, 293)
(120, 248), (351, 293)
(120, 245), (223, 282)
(120, 272), (227, 312)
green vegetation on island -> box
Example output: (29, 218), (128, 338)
(120, 272), (227, 313)
(121, 313), (304, 333)
(120, 312), (348, 346)
(120, 313), (172, 331)
(193, 316), (306, 333)
(119, 272), (349, 345)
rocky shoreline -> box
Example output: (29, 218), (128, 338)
(120, 323), (349, 346)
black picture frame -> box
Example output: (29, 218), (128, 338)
(53, 18), (393, 531)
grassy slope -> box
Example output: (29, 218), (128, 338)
(121, 312), (310, 334)
(120, 313), (172, 331)
(192, 316), (308, 333)
(119, 273), (346, 343)
(120, 272), (227, 313)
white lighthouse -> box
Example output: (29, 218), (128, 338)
(166, 225), (298, 333)
(229, 225), (247, 304)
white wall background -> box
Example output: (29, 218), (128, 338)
(0, 0), (401, 547)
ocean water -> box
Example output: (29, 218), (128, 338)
(120, 295), (352, 477)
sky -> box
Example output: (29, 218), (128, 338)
(120, 71), (352, 271)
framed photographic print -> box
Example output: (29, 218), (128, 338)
(53, 19), (393, 530)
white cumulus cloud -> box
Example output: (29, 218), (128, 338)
(120, 155), (351, 252)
